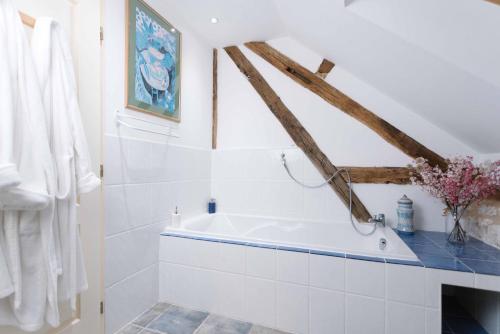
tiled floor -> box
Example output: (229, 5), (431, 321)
(117, 303), (289, 334)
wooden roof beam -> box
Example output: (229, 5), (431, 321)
(224, 45), (372, 222)
(245, 41), (448, 171)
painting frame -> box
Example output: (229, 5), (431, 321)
(125, 0), (182, 122)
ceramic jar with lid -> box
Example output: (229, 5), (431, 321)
(397, 194), (415, 234)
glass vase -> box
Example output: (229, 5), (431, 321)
(447, 207), (468, 244)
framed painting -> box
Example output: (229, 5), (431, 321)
(126, 0), (181, 122)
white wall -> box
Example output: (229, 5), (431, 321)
(213, 37), (476, 232)
(102, 0), (212, 332)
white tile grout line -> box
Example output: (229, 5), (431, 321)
(192, 314), (211, 334)
(106, 262), (158, 290)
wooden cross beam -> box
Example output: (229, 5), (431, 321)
(224, 46), (372, 222)
(245, 42), (448, 171)
(340, 167), (411, 184)
(315, 59), (335, 79)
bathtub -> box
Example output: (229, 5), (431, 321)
(158, 214), (481, 334)
(159, 214), (433, 333)
(162, 213), (417, 261)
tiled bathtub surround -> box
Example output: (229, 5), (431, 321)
(105, 135), (211, 334)
(159, 234), (500, 334)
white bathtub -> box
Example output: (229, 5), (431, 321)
(163, 213), (417, 261)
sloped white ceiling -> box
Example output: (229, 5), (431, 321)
(161, 0), (500, 153)
(158, 0), (286, 47)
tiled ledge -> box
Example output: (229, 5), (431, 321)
(161, 230), (500, 277)
(397, 230), (500, 276)
(160, 232), (424, 267)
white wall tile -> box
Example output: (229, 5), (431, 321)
(211, 180), (303, 218)
(386, 302), (425, 334)
(152, 180), (210, 222)
(475, 274), (500, 293)
(386, 264), (425, 306)
(160, 237), (222, 270)
(212, 148), (300, 182)
(159, 262), (173, 302)
(425, 308), (440, 334)
(277, 282), (309, 334)
(346, 259), (385, 298)
(160, 236), (197, 266)
(104, 136), (124, 185)
(217, 243), (246, 274)
(168, 264), (218, 313)
(277, 250), (309, 285)
(192, 240), (221, 270)
(245, 277), (276, 328)
(151, 182), (179, 221)
(105, 223), (163, 287)
(345, 294), (385, 334)
(149, 142), (172, 182)
(309, 287), (344, 334)
(123, 139), (152, 183)
(179, 180), (211, 219)
(216, 272), (245, 320)
(309, 254), (345, 291)
(246, 246), (276, 280)
(104, 184), (152, 236)
(105, 265), (158, 334)
(425, 269), (474, 308)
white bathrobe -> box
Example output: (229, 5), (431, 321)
(31, 17), (101, 322)
(0, 1), (53, 212)
(0, 0), (58, 331)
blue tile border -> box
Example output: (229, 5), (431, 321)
(276, 245), (310, 253)
(309, 249), (346, 258)
(385, 258), (424, 267)
(346, 253), (386, 263)
(160, 230), (500, 276)
(245, 242), (277, 250)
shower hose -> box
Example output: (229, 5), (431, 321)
(280, 153), (377, 236)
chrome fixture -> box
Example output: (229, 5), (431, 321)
(369, 214), (386, 227)
(379, 238), (387, 250)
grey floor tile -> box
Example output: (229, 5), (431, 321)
(133, 306), (166, 327)
(139, 329), (159, 334)
(152, 302), (171, 313)
(118, 324), (143, 334)
(196, 315), (252, 334)
(249, 325), (289, 334)
(147, 305), (208, 334)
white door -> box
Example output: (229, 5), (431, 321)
(2, 0), (104, 333)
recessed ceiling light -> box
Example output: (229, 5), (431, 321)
(170, 28), (176, 32)
(210, 17), (219, 24)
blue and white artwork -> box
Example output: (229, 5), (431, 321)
(127, 0), (181, 121)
